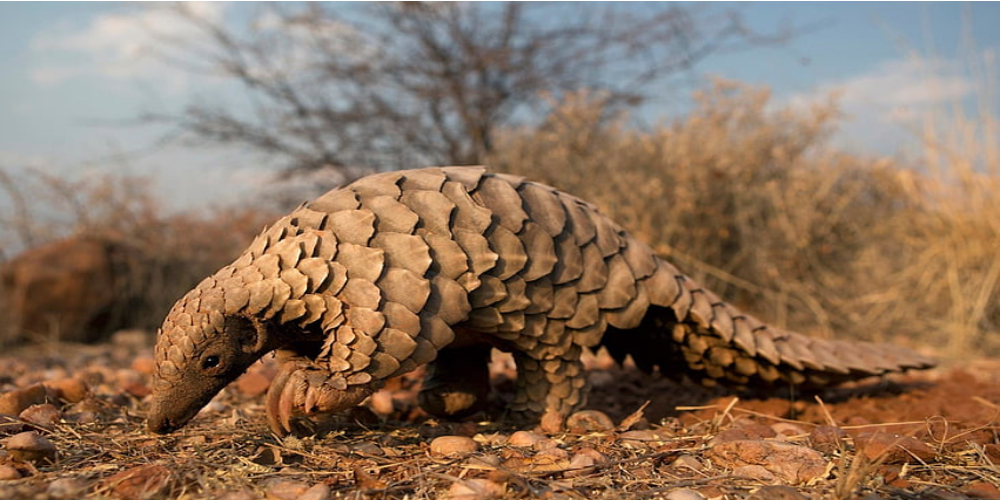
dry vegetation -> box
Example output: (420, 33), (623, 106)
(0, 81), (998, 499)
(494, 80), (1000, 358)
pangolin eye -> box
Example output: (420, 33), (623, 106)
(202, 355), (220, 370)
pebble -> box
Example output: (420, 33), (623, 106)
(809, 425), (847, 454)
(707, 439), (827, 485)
(264, 479), (309, 500)
(506, 430), (544, 448)
(770, 422), (808, 439)
(19, 403), (62, 427)
(368, 390), (395, 415)
(299, 483), (332, 500)
(670, 454), (704, 471)
(447, 478), (505, 500)
(0, 465), (21, 480)
(854, 432), (936, 464)
(102, 463), (173, 500)
(130, 356), (157, 375)
(0, 383), (49, 415)
(43, 378), (90, 403)
(665, 488), (707, 500)
(746, 485), (810, 500)
(566, 410), (615, 433)
(564, 452), (596, 478)
(46, 477), (89, 498)
(236, 371), (272, 397)
(430, 435), (479, 458)
(4, 431), (58, 464)
(618, 429), (666, 448)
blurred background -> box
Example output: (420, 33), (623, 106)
(0, 2), (997, 359)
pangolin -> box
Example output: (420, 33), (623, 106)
(147, 166), (934, 435)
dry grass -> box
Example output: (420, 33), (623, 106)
(0, 168), (276, 335)
(491, 79), (1000, 359)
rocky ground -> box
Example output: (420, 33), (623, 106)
(0, 330), (997, 500)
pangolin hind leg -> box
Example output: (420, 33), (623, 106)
(417, 344), (493, 419)
(509, 346), (589, 433)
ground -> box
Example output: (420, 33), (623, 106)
(0, 331), (997, 500)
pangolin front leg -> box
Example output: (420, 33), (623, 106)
(265, 359), (378, 435)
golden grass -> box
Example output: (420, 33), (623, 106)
(491, 79), (1000, 359)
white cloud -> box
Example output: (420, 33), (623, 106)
(30, 3), (227, 92)
(784, 57), (978, 153)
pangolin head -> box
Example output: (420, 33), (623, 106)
(147, 286), (276, 434)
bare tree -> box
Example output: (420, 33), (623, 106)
(147, 2), (790, 176)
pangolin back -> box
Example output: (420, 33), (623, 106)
(151, 166), (933, 432)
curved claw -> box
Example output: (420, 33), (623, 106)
(265, 360), (379, 436)
(266, 361), (306, 435)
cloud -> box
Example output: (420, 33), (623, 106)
(784, 57), (978, 153)
(30, 3), (227, 92)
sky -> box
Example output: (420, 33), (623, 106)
(0, 2), (998, 214)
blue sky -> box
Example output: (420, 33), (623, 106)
(0, 2), (998, 212)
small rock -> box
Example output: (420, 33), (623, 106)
(854, 432), (936, 464)
(5, 431), (58, 464)
(430, 435), (478, 458)
(733, 464), (776, 483)
(984, 443), (1000, 463)
(0, 465), (21, 480)
(770, 423), (808, 439)
(102, 464), (173, 500)
(0, 384), (49, 416)
(264, 479), (309, 500)
(130, 357), (156, 376)
(44, 378), (90, 404)
(349, 441), (384, 456)
(963, 481), (1000, 499)
(368, 390), (395, 415)
(0, 414), (31, 435)
(353, 466), (387, 490)
(507, 430), (544, 448)
(217, 490), (257, 500)
(236, 371), (272, 397)
(111, 329), (152, 347)
(566, 410), (615, 433)
(47, 477), (89, 498)
(670, 454), (704, 471)
(20, 404), (62, 427)
(619, 429), (666, 448)
(121, 381), (151, 398)
(299, 483), (332, 500)
(665, 488), (707, 500)
(809, 425), (847, 454)
(711, 428), (750, 445)
(746, 485), (810, 500)
(707, 439), (828, 485)
(564, 453), (596, 478)
(447, 478), (505, 500)
(573, 447), (607, 464)
(505, 447), (570, 473)
(735, 421), (778, 439)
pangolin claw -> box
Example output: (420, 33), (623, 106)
(265, 360), (376, 436)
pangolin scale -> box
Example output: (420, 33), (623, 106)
(148, 166), (934, 435)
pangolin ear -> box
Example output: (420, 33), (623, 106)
(247, 317), (272, 353)
(227, 316), (266, 354)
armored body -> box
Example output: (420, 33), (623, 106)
(147, 167), (933, 435)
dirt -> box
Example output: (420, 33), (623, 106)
(0, 331), (997, 500)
